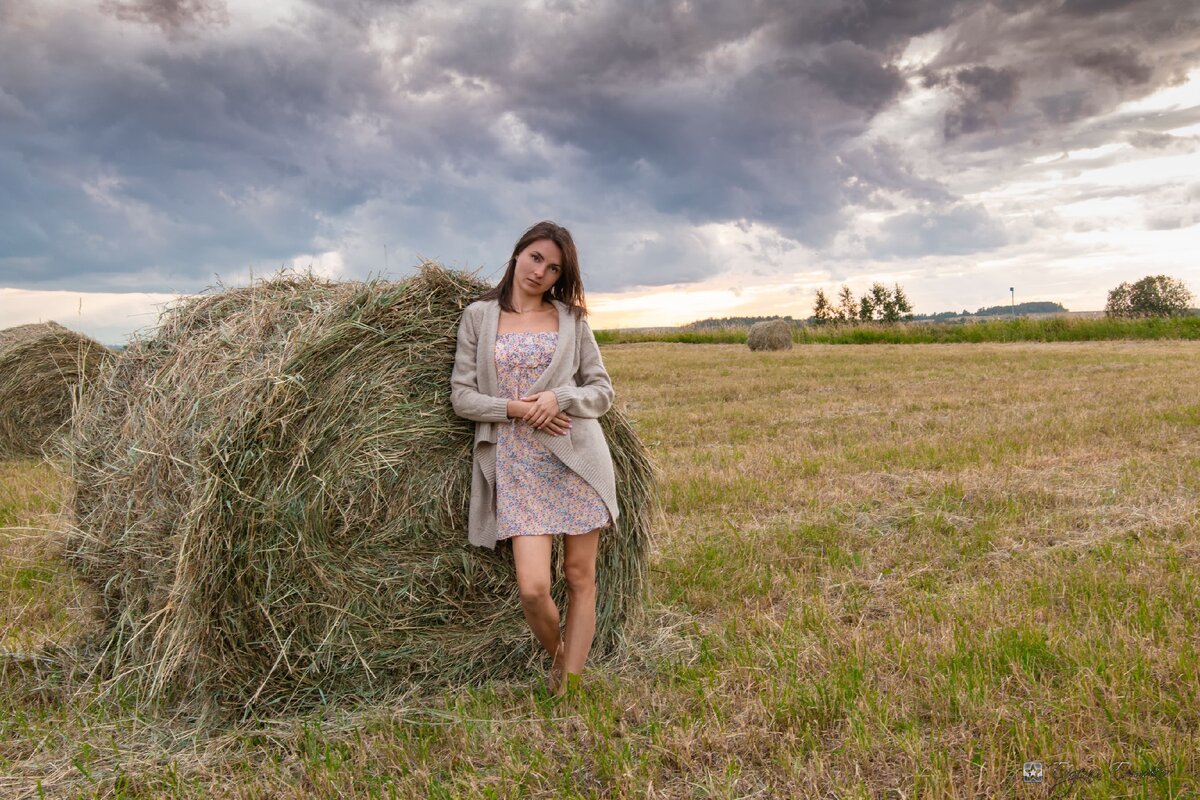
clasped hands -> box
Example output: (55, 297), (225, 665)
(508, 391), (571, 436)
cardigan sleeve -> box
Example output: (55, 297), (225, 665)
(552, 319), (613, 419)
(450, 307), (510, 423)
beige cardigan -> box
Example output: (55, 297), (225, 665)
(450, 298), (619, 549)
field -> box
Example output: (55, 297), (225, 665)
(2, 341), (1199, 797)
(594, 315), (1200, 345)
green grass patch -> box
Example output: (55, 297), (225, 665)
(597, 315), (1200, 345)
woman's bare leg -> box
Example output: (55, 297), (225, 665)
(510, 535), (560, 657)
(561, 528), (601, 676)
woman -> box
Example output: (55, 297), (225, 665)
(450, 220), (619, 694)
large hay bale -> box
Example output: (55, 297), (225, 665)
(747, 319), (793, 351)
(65, 265), (655, 712)
(0, 322), (112, 459)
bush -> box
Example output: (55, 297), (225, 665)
(1106, 275), (1194, 318)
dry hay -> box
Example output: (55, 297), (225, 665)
(64, 265), (656, 713)
(747, 319), (793, 351)
(0, 322), (113, 459)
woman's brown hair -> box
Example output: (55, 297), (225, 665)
(482, 220), (587, 316)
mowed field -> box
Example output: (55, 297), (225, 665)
(2, 341), (1199, 798)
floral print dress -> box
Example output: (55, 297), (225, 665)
(494, 331), (612, 540)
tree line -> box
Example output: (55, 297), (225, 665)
(680, 275), (1193, 332)
(807, 274), (1194, 326)
(684, 315), (799, 331)
(811, 283), (913, 325)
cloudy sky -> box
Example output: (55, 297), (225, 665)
(2, 0), (1199, 342)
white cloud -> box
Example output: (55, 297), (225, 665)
(0, 288), (176, 346)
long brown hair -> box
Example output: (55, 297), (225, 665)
(482, 220), (587, 316)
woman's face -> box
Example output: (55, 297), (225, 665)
(513, 238), (563, 298)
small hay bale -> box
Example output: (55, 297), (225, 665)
(65, 265), (656, 712)
(0, 322), (112, 459)
(747, 319), (793, 351)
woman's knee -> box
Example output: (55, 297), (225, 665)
(518, 578), (552, 605)
(564, 563), (596, 595)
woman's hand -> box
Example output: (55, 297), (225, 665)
(505, 398), (572, 435)
(538, 412), (572, 436)
(520, 391), (566, 431)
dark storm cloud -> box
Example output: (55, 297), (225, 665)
(2, 0), (938, 291)
(770, 0), (963, 52)
(1035, 90), (1097, 125)
(1075, 48), (1153, 87)
(924, 0), (1200, 147)
(0, 3), (397, 289)
(394, 2), (912, 247)
(955, 66), (1020, 104)
(1, 0), (1198, 295)
(1060, 0), (1151, 15)
(100, 0), (229, 34)
(801, 41), (907, 113)
(931, 65), (1022, 139)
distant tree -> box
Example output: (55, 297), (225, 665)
(858, 294), (875, 322)
(1106, 275), (1193, 318)
(893, 283), (914, 320)
(684, 315), (797, 330)
(1105, 284), (1132, 317)
(811, 288), (835, 325)
(879, 291), (898, 321)
(909, 310), (958, 322)
(837, 285), (857, 323)
(813, 282), (917, 324)
(866, 282), (890, 322)
(975, 301), (1066, 317)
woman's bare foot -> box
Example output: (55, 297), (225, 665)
(548, 638), (566, 695)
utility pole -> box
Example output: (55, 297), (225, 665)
(1010, 287), (1015, 319)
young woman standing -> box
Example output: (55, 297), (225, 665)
(450, 220), (619, 694)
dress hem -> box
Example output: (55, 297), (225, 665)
(496, 520), (612, 542)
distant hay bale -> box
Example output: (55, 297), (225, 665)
(0, 322), (112, 459)
(747, 319), (793, 351)
(65, 265), (655, 712)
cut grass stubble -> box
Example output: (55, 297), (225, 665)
(1, 339), (1198, 797)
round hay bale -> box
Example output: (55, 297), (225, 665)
(0, 322), (112, 459)
(65, 265), (655, 711)
(747, 319), (793, 351)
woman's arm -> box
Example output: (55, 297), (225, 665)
(551, 320), (613, 419)
(450, 308), (511, 423)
